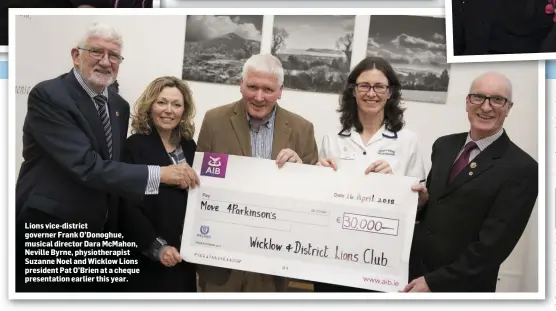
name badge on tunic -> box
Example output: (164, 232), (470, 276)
(340, 151), (357, 160)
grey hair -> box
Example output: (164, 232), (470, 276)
(76, 22), (123, 50)
(469, 71), (513, 101)
(242, 53), (284, 86)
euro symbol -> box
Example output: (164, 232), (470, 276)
(336, 217), (341, 223)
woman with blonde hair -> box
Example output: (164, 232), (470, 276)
(120, 76), (199, 292)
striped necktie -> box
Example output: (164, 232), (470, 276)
(94, 95), (113, 159)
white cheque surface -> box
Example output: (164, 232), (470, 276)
(181, 152), (418, 292)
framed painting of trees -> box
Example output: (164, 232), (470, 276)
(271, 15), (355, 94)
(367, 15), (449, 104)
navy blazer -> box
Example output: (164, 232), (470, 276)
(15, 69), (148, 232)
(119, 129), (196, 252)
(410, 131), (538, 292)
(118, 129), (197, 292)
(453, 0), (556, 55)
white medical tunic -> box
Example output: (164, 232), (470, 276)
(319, 125), (426, 183)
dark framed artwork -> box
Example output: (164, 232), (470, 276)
(182, 15), (263, 85)
(367, 15), (449, 104)
(271, 15), (355, 94)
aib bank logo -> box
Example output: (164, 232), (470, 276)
(200, 153), (229, 178)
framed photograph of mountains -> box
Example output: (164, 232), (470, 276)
(271, 15), (355, 94)
(182, 15), (263, 85)
(367, 15), (449, 104)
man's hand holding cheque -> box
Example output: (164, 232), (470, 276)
(276, 148), (303, 168)
(411, 184), (429, 209)
(160, 162), (200, 189)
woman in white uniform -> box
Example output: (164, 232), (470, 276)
(313, 56), (426, 292)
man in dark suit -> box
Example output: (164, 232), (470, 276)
(404, 72), (538, 292)
(15, 22), (197, 292)
(452, 0), (556, 55)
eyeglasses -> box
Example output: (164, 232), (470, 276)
(78, 47), (124, 64)
(354, 83), (389, 95)
(467, 93), (510, 108)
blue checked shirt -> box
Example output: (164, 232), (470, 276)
(246, 105), (276, 159)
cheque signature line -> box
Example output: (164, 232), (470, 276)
(207, 199), (329, 216)
(200, 218), (292, 232)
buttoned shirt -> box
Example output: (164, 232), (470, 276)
(246, 105), (277, 159)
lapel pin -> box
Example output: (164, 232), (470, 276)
(116, 111), (119, 117)
(470, 162), (477, 169)
(469, 172), (473, 176)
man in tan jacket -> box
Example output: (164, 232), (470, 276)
(196, 53), (319, 292)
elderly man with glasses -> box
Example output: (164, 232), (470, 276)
(15, 22), (197, 293)
(403, 72), (538, 292)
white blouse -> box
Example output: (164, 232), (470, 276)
(319, 125), (426, 183)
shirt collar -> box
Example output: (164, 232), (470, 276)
(73, 67), (109, 100)
(465, 128), (504, 151)
(338, 124), (398, 139)
(246, 104), (277, 130)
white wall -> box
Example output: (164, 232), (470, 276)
(13, 14), (539, 292)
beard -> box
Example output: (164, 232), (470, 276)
(87, 72), (114, 89)
(79, 58), (115, 92)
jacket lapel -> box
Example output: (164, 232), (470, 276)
(441, 132), (509, 198)
(142, 126), (174, 166)
(271, 105), (292, 159)
(230, 101), (252, 157)
(434, 133), (467, 196)
(107, 93), (121, 161)
(64, 71), (110, 159)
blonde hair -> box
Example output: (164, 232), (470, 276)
(131, 76), (196, 143)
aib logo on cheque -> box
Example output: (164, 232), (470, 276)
(200, 153), (229, 178)
(197, 225), (211, 239)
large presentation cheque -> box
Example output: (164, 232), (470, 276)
(181, 152), (419, 292)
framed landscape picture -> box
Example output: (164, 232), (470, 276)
(182, 15), (263, 85)
(367, 15), (449, 104)
(272, 15), (355, 94)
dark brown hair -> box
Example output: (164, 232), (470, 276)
(338, 56), (405, 133)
